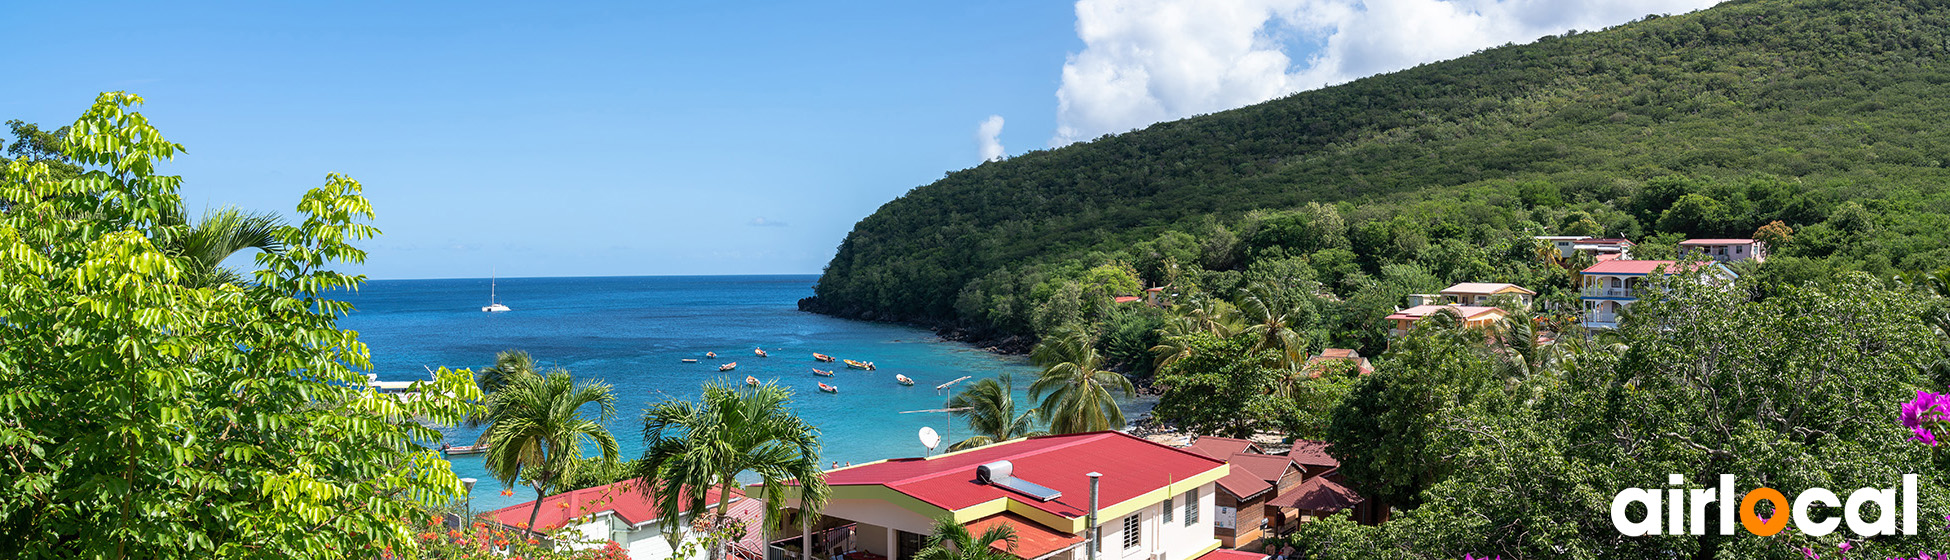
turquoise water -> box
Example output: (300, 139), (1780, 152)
(338, 274), (1040, 512)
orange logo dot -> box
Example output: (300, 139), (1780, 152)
(1740, 488), (1789, 536)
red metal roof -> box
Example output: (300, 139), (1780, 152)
(966, 512), (1085, 559)
(1196, 549), (1270, 560)
(1211, 464), (1275, 500)
(1265, 475), (1363, 512)
(809, 431), (1226, 520)
(1185, 436), (1260, 459)
(1581, 259), (1691, 275)
(487, 479), (736, 531)
(1286, 440), (1339, 468)
(1227, 453), (1299, 483)
(1113, 296), (1142, 304)
(1384, 304), (1502, 322)
(1318, 348), (1359, 359)
(1678, 238), (1755, 245)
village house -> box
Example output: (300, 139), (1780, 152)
(1182, 437), (1374, 552)
(1579, 259), (1737, 330)
(1534, 236), (1635, 260)
(1384, 305), (1506, 337)
(487, 480), (759, 560)
(749, 431), (1248, 560)
(1437, 283), (1535, 307)
(1678, 238), (1766, 263)
(1301, 349), (1374, 377)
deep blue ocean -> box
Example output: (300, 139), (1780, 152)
(339, 274), (1041, 512)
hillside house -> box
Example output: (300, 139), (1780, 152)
(1438, 283), (1535, 307)
(1385, 305), (1506, 337)
(750, 431), (1235, 560)
(1678, 239), (1765, 263)
(1302, 349), (1374, 377)
(1580, 260), (1737, 330)
(1535, 236), (1635, 260)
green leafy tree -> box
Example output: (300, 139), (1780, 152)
(914, 517), (1019, 560)
(476, 369), (620, 530)
(1028, 328), (1137, 434)
(1151, 333), (1279, 437)
(0, 92), (482, 558)
(1325, 318), (1497, 510)
(945, 373), (1043, 451)
(637, 381), (831, 560)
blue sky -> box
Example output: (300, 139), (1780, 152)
(5, 0), (1721, 279)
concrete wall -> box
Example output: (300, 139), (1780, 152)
(1097, 482), (1217, 560)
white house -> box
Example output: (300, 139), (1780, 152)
(1678, 238), (1766, 263)
(1579, 259), (1736, 330)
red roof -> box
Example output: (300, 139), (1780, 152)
(1678, 239), (1755, 245)
(1575, 259), (1716, 275)
(1287, 440), (1339, 469)
(966, 513), (1085, 559)
(1113, 296), (1142, 304)
(1266, 475), (1363, 512)
(1594, 253), (1623, 262)
(488, 479), (736, 531)
(1384, 304), (1502, 322)
(808, 432), (1226, 520)
(1227, 453), (1299, 483)
(1185, 436), (1261, 459)
(1196, 549), (1271, 560)
(1211, 464), (1275, 500)
(1317, 348), (1359, 359)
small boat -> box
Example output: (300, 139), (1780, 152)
(754, 348), (768, 358)
(681, 359), (698, 363)
(843, 359), (876, 371)
(481, 269), (510, 313)
(746, 376), (761, 387)
(812, 353), (836, 362)
(895, 374), (915, 386)
(442, 443), (489, 456)
(818, 382), (838, 394)
(706, 352), (718, 358)
(811, 368), (834, 377)
(719, 362), (738, 372)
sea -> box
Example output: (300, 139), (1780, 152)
(338, 274), (1046, 512)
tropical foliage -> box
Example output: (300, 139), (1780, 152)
(636, 380), (830, 559)
(914, 517), (1018, 560)
(1027, 328), (1136, 434)
(0, 92), (483, 558)
(944, 373), (1043, 451)
(475, 366), (620, 533)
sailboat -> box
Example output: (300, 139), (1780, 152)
(481, 269), (510, 313)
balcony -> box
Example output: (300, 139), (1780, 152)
(1581, 286), (1635, 298)
(1583, 312), (1619, 329)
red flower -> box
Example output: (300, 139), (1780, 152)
(527, 538), (539, 545)
(501, 489), (515, 497)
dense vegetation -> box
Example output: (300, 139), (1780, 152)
(809, 0), (1950, 366)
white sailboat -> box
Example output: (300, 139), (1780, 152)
(481, 270), (510, 312)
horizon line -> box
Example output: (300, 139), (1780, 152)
(359, 272), (825, 282)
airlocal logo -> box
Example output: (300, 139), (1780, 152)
(1612, 474), (1919, 537)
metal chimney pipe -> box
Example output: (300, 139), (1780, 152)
(1087, 472), (1102, 560)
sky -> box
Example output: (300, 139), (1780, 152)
(6, 0), (1721, 279)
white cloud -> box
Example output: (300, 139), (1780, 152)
(1051, 0), (1725, 146)
(977, 115), (1007, 162)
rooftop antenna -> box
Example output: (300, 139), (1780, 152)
(934, 376), (972, 395)
(900, 406), (970, 457)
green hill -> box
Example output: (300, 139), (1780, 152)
(807, 0), (1950, 356)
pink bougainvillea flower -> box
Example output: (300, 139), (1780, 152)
(1800, 546), (1817, 559)
(1837, 540), (1852, 552)
(1902, 390), (1950, 445)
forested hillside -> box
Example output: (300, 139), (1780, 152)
(807, 0), (1950, 360)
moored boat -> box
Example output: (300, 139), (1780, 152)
(754, 348), (768, 357)
(707, 351), (718, 358)
(746, 376), (761, 387)
(812, 368), (834, 377)
(442, 443), (489, 456)
(843, 359), (876, 370)
(719, 362), (737, 372)
(895, 374), (914, 386)
(818, 382), (838, 394)
(682, 358), (698, 363)
(812, 353), (836, 362)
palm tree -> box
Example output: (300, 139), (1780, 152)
(637, 381), (831, 560)
(945, 373), (1043, 451)
(1029, 328), (1136, 434)
(154, 206), (287, 287)
(914, 517), (1019, 560)
(475, 370), (620, 531)
(1148, 293), (1243, 370)
(476, 350), (540, 396)
(1235, 283), (1318, 370)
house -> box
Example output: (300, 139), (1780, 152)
(1181, 438), (1378, 551)
(1384, 305), (1506, 337)
(751, 431), (1231, 560)
(1281, 442), (1383, 526)
(1302, 349), (1374, 377)
(1579, 260), (1737, 330)
(1438, 283), (1535, 307)
(486, 480), (746, 560)
(1535, 236), (1635, 260)
(1678, 239), (1765, 263)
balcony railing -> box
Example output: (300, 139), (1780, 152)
(1581, 286), (1635, 298)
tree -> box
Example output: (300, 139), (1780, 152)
(1151, 333), (1280, 438)
(914, 517), (1019, 560)
(1028, 327), (1137, 434)
(637, 381), (831, 560)
(476, 369), (620, 531)
(945, 373), (1043, 451)
(0, 92), (483, 558)
(1235, 282), (1321, 370)
(153, 206), (288, 287)
(478, 349), (542, 396)
(1325, 321), (1497, 509)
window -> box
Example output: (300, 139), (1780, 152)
(897, 530), (926, 560)
(1184, 489), (1199, 526)
(1163, 497), (1173, 523)
(1122, 514), (1141, 550)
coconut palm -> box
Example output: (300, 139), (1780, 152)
(945, 373), (1043, 451)
(637, 381), (831, 560)
(914, 516), (1019, 560)
(476, 350), (540, 396)
(1148, 293), (1244, 370)
(153, 206), (288, 287)
(1029, 328), (1136, 434)
(1235, 283), (1319, 370)
(475, 370), (620, 531)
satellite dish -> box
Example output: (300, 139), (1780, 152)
(919, 426), (941, 451)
